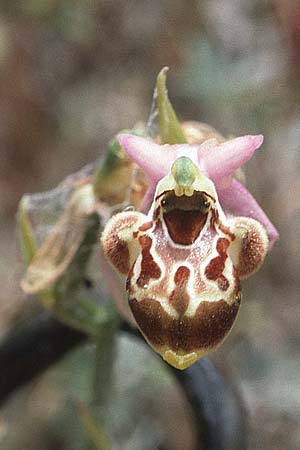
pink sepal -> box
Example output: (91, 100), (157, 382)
(218, 179), (279, 248)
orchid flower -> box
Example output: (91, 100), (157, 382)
(101, 69), (279, 370)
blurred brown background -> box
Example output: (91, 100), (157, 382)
(0, 1), (300, 449)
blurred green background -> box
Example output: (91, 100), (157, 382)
(0, 1), (300, 449)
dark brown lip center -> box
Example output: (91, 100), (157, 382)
(161, 191), (211, 246)
(163, 209), (208, 245)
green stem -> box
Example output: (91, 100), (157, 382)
(92, 312), (119, 408)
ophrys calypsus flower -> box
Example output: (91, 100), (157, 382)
(101, 132), (278, 369)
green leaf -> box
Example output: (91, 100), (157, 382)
(156, 67), (187, 144)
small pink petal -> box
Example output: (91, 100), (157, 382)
(218, 178), (279, 249)
(199, 135), (264, 184)
(118, 134), (173, 184)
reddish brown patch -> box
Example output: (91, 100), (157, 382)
(106, 238), (130, 274)
(129, 296), (241, 352)
(217, 275), (229, 291)
(139, 221), (153, 232)
(217, 237), (230, 255)
(136, 235), (161, 287)
(164, 210), (208, 245)
(174, 266), (190, 285)
(169, 266), (190, 316)
(210, 209), (219, 232)
(205, 238), (230, 289)
(218, 222), (236, 240)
